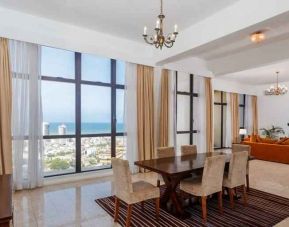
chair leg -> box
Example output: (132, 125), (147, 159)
(157, 179), (160, 187)
(114, 197), (120, 222)
(229, 188), (234, 208)
(242, 185), (248, 206)
(141, 201), (145, 211)
(155, 198), (160, 221)
(218, 191), (223, 214)
(201, 196), (207, 224)
(246, 174), (250, 191)
(126, 204), (133, 227)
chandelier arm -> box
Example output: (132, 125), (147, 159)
(143, 35), (154, 45)
(164, 41), (173, 48)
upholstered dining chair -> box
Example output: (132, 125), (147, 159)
(111, 158), (160, 227)
(232, 144), (251, 190)
(180, 155), (226, 223)
(223, 151), (248, 208)
(181, 145), (197, 156)
(156, 146), (175, 187)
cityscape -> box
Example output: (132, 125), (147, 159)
(43, 122), (126, 175)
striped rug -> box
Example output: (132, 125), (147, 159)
(95, 187), (289, 227)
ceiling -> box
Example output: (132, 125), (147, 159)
(220, 59), (289, 85)
(0, 0), (238, 42)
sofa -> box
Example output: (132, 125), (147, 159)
(243, 141), (289, 164)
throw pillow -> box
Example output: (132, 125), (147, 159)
(259, 138), (277, 144)
(250, 134), (257, 142)
(276, 137), (288, 144)
(281, 138), (289, 145)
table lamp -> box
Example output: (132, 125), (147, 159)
(239, 128), (247, 142)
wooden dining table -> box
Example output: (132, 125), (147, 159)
(135, 152), (239, 216)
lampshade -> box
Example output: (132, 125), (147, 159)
(239, 129), (247, 135)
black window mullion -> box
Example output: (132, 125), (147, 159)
(111, 59), (116, 158)
(220, 92), (224, 148)
(75, 53), (81, 173)
(190, 74), (194, 144)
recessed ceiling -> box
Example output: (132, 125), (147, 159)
(220, 59), (289, 85)
(0, 0), (238, 42)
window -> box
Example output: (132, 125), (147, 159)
(175, 72), (198, 150)
(41, 46), (126, 176)
(214, 91), (227, 149)
(213, 91), (246, 149)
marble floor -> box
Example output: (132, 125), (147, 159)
(13, 160), (289, 227)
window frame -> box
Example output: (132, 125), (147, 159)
(213, 91), (246, 149)
(175, 72), (198, 144)
(42, 50), (125, 177)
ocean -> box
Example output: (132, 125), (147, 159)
(44, 122), (124, 135)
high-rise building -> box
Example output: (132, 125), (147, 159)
(58, 124), (67, 145)
(43, 122), (50, 136)
(58, 124), (67, 135)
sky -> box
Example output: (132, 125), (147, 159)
(41, 46), (124, 123)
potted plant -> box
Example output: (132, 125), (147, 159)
(260, 125), (285, 139)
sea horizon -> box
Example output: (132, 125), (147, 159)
(43, 122), (124, 135)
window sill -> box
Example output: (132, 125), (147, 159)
(43, 168), (113, 186)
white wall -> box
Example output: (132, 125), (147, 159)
(212, 78), (258, 95)
(256, 81), (289, 136)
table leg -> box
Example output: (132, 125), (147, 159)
(161, 174), (183, 215)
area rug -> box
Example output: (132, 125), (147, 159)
(95, 186), (289, 227)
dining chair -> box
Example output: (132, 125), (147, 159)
(180, 155), (226, 223)
(156, 146), (175, 187)
(181, 145), (197, 156)
(232, 144), (251, 190)
(112, 158), (160, 227)
(223, 151), (248, 208)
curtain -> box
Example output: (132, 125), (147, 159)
(0, 37), (12, 175)
(10, 40), (43, 190)
(205, 77), (213, 153)
(252, 95), (258, 135)
(193, 75), (206, 153)
(168, 70), (176, 149)
(245, 95), (253, 135)
(158, 69), (169, 147)
(230, 93), (240, 143)
(225, 93), (232, 147)
(137, 65), (155, 161)
(124, 63), (138, 173)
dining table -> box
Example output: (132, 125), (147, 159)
(134, 151), (250, 216)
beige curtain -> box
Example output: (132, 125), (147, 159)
(252, 95), (258, 135)
(0, 37), (12, 175)
(137, 65), (155, 161)
(158, 69), (169, 147)
(230, 93), (240, 143)
(205, 78), (213, 153)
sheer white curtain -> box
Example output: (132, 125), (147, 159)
(245, 94), (253, 135)
(194, 75), (206, 153)
(10, 40), (43, 190)
(225, 92), (232, 147)
(124, 62), (138, 173)
(168, 70), (176, 149)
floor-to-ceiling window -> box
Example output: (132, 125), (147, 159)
(214, 91), (246, 149)
(175, 72), (198, 149)
(41, 46), (126, 176)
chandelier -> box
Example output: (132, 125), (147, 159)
(265, 71), (288, 95)
(142, 0), (178, 49)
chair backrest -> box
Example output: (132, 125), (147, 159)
(181, 145), (197, 156)
(202, 155), (226, 196)
(232, 144), (251, 156)
(228, 151), (248, 187)
(156, 146), (175, 158)
(111, 158), (133, 199)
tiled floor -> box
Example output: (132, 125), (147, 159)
(13, 160), (289, 227)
